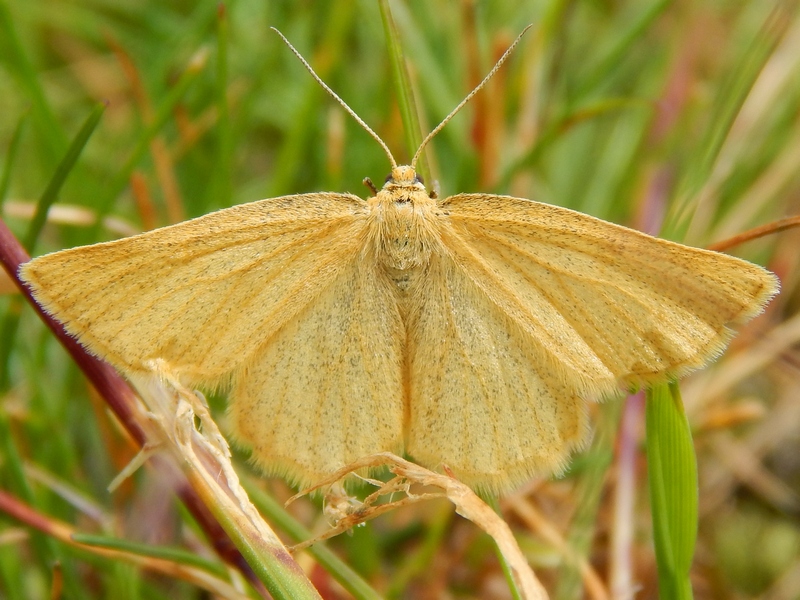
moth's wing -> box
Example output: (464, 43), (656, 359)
(229, 253), (405, 487)
(406, 194), (777, 494)
(405, 248), (598, 494)
(442, 193), (778, 386)
(20, 193), (370, 385)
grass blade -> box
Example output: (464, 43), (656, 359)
(666, 1), (794, 241)
(0, 111), (28, 207)
(89, 50), (208, 239)
(0, 0), (66, 163)
(646, 382), (698, 600)
(1, 102), (106, 389)
(24, 102), (107, 253)
(244, 481), (383, 600)
(378, 0), (426, 175)
(204, 3), (233, 209)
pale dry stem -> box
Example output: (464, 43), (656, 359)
(505, 493), (610, 600)
(287, 452), (550, 600)
(127, 361), (287, 551)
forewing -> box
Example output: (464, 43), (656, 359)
(441, 193), (778, 387)
(20, 193), (370, 384)
(229, 255), (404, 486)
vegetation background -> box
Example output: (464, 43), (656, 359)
(1, 0), (799, 598)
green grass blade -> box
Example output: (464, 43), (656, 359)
(665, 2), (794, 240)
(572, 0), (670, 102)
(24, 102), (107, 253)
(89, 50), (208, 239)
(204, 3), (233, 209)
(378, 0), (426, 175)
(265, 3), (356, 197)
(244, 481), (382, 600)
(386, 504), (453, 598)
(266, 2), (356, 197)
(196, 489), (322, 600)
(0, 102), (106, 389)
(0, 111), (28, 207)
(0, 0), (66, 164)
(0, 545), (26, 600)
(554, 403), (619, 599)
(500, 96), (649, 190)
(71, 534), (229, 578)
(646, 382), (698, 600)
(0, 412), (58, 573)
(484, 496), (523, 600)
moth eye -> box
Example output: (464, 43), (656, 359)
(415, 174), (425, 185)
(384, 173), (393, 183)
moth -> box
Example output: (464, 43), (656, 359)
(19, 29), (778, 493)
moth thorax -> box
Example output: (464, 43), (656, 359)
(377, 203), (433, 272)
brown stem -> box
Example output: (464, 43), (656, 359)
(707, 215), (800, 252)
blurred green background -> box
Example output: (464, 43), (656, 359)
(1, 0), (799, 598)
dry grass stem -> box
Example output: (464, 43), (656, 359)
(288, 452), (550, 600)
(128, 363), (286, 550)
(505, 493), (610, 600)
(707, 215), (800, 252)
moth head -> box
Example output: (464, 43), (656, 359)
(384, 166), (425, 191)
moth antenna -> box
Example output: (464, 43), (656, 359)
(272, 27), (398, 168)
(411, 25), (532, 170)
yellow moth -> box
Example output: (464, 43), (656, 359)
(20, 29), (778, 494)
